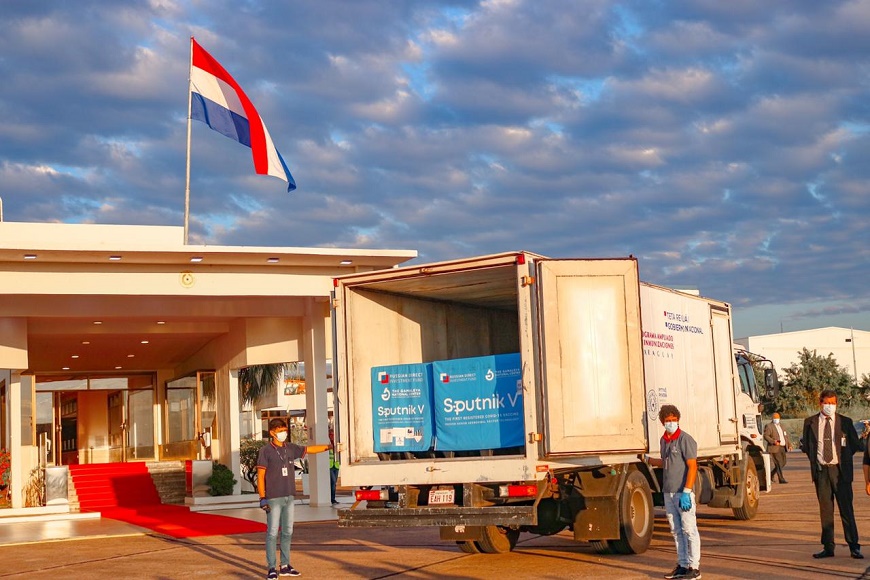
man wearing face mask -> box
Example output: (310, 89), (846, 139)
(645, 404), (701, 579)
(257, 418), (330, 579)
(802, 390), (862, 560)
(764, 412), (791, 483)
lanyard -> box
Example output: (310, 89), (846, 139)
(271, 442), (290, 468)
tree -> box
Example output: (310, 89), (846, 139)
(238, 363), (283, 405)
(859, 373), (870, 402)
(774, 348), (857, 416)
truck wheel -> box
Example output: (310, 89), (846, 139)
(476, 525), (520, 553)
(732, 458), (759, 520)
(456, 541), (481, 553)
(590, 470), (654, 555)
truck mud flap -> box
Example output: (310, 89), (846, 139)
(338, 506), (536, 528)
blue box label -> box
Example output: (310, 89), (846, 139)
(371, 363), (434, 452)
(433, 353), (524, 451)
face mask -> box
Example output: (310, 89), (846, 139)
(663, 421), (679, 434)
(275, 431), (288, 442)
(822, 404), (836, 417)
(773, 419), (780, 425)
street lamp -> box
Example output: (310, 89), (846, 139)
(846, 328), (858, 385)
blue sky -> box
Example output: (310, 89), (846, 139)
(1, 0), (869, 338)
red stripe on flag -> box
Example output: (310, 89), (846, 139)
(191, 39), (270, 175)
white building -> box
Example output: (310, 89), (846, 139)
(0, 221), (415, 510)
(735, 327), (870, 384)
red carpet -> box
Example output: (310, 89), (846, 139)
(70, 462), (265, 538)
(101, 505), (266, 538)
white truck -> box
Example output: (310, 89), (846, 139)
(332, 251), (772, 554)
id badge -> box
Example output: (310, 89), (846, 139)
(282, 467), (289, 477)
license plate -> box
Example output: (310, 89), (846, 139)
(428, 488), (455, 505)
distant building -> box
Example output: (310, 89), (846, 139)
(735, 327), (870, 384)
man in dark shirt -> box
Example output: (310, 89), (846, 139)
(645, 404), (701, 579)
(257, 418), (329, 579)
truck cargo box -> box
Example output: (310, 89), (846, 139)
(333, 252), (647, 487)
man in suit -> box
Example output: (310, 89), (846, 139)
(764, 412), (791, 483)
(802, 389), (863, 559)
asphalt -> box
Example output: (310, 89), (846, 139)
(3, 455), (870, 579)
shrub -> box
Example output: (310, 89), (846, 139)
(240, 437), (267, 487)
(207, 462), (237, 496)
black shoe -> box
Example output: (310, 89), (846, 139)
(813, 549), (835, 559)
(683, 569), (702, 580)
(664, 565), (688, 579)
(851, 549), (864, 559)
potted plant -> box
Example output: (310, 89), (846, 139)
(207, 462), (237, 496)
(296, 458), (310, 495)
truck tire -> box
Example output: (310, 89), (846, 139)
(589, 470), (654, 555)
(456, 541), (481, 553)
(731, 458), (759, 520)
(476, 525), (520, 554)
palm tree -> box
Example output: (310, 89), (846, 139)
(238, 364), (284, 405)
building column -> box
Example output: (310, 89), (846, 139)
(227, 368), (242, 495)
(9, 372), (33, 509)
(303, 297), (331, 506)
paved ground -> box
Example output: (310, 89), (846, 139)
(1, 454), (869, 579)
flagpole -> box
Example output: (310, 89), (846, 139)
(184, 36), (194, 245)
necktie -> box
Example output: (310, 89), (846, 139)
(823, 418), (834, 464)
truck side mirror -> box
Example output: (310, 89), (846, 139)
(764, 369), (779, 399)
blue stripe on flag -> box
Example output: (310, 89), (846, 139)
(191, 93), (253, 148)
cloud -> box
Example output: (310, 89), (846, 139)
(0, 0), (869, 338)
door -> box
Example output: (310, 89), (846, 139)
(537, 258), (646, 456)
(107, 390), (126, 462)
(711, 309), (739, 444)
(162, 371), (215, 460)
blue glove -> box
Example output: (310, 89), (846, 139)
(679, 492), (692, 512)
(260, 498), (271, 513)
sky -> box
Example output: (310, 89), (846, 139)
(1, 0), (869, 339)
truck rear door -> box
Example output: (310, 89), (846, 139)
(536, 258), (646, 456)
(711, 308), (739, 444)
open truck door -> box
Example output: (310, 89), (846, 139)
(536, 258), (647, 457)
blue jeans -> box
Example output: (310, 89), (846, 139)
(664, 491), (701, 569)
(265, 496), (295, 569)
(330, 467), (339, 503)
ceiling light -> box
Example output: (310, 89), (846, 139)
(93, 321), (102, 325)
(267, 257), (280, 263)
(127, 354), (135, 358)
(23, 254), (37, 260)
(71, 355), (79, 359)
(109, 256), (122, 261)
(156, 321), (166, 325)
(141, 340), (149, 344)
(62, 367), (70, 371)
(340, 260), (353, 265)
(82, 341), (90, 345)
(190, 256), (203, 263)
(115, 366), (122, 370)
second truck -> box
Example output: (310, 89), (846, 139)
(332, 251), (775, 554)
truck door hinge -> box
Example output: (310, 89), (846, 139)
(529, 432), (543, 443)
(521, 275), (535, 287)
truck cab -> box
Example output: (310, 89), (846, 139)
(734, 349), (778, 491)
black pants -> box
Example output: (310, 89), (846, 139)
(771, 450), (787, 481)
(815, 464), (860, 551)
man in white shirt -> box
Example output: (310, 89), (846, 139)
(763, 412), (791, 483)
(802, 390), (862, 559)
